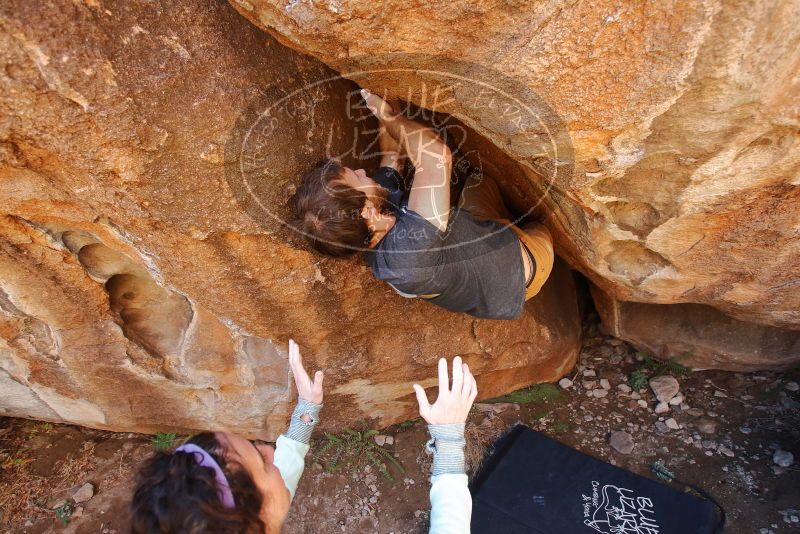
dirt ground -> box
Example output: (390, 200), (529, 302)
(1, 315), (798, 533)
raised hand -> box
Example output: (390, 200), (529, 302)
(413, 357), (478, 425)
(288, 339), (323, 405)
(361, 89), (397, 122)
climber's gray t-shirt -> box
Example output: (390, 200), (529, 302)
(368, 205), (526, 320)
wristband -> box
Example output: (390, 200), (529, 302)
(425, 423), (466, 476)
(284, 398), (322, 444)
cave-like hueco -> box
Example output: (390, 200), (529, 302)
(0, 0), (798, 439)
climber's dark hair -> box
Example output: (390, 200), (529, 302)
(130, 432), (265, 534)
(290, 159), (375, 257)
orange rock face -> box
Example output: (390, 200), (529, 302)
(232, 0), (800, 326)
(230, 0), (800, 368)
(0, 0), (582, 437)
(2, 0), (798, 437)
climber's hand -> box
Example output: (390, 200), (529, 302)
(289, 339), (323, 405)
(413, 357), (477, 425)
(361, 89), (396, 122)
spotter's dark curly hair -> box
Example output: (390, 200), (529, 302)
(131, 432), (266, 534)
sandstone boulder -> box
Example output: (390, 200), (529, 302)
(593, 285), (800, 371)
(232, 0), (800, 349)
(0, 0), (582, 438)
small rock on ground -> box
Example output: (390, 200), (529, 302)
(72, 483), (94, 504)
(665, 418), (679, 430)
(696, 418), (717, 435)
(773, 450), (794, 468)
(609, 431), (635, 454)
(649, 375), (680, 403)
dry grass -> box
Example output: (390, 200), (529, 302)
(0, 420), (55, 527)
(464, 412), (507, 475)
(0, 418), (143, 530)
(413, 412), (507, 479)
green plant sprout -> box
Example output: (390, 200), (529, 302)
(486, 383), (561, 405)
(395, 419), (417, 431)
(151, 432), (178, 451)
(651, 459), (675, 482)
(629, 353), (692, 389)
(313, 428), (404, 481)
(54, 501), (74, 526)
(551, 420), (570, 433)
(629, 370), (649, 391)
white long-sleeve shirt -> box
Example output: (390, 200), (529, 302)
(430, 473), (472, 533)
(273, 410), (473, 532)
(273, 434), (309, 500)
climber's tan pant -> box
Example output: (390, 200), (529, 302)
(459, 172), (554, 300)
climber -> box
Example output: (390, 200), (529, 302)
(129, 343), (477, 533)
(291, 89), (554, 320)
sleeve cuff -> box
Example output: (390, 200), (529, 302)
(425, 423), (466, 476)
(284, 398), (322, 444)
(372, 166), (403, 192)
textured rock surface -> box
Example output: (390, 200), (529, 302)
(592, 285), (800, 371)
(232, 0), (800, 333)
(0, 0), (582, 438)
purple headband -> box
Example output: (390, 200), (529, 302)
(175, 443), (236, 509)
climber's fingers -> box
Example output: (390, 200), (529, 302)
(413, 383), (431, 418)
(464, 364), (478, 403)
(360, 89), (394, 122)
(469, 379), (478, 405)
(289, 339), (324, 404)
(450, 356), (464, 395)
(289, 339), (309, 384)
(461, 363), (474, 399)
(437, 357), (449, 396)
(313, 370), (324, 391)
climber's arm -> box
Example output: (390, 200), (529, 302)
(378, 123), (405, 172)
(362, 89), (452, 231)
(274, 339), (323, 500)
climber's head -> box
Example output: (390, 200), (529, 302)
(291, 159), (394, 257)
(131, 431), (290, 534)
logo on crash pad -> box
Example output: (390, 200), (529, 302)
(582, 481), (661, 534)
